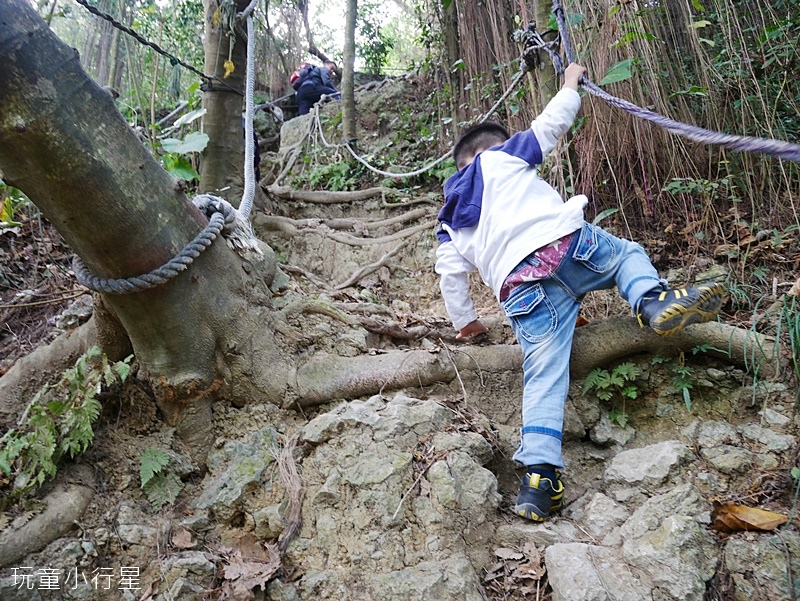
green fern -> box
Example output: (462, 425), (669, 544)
(0, 347), (133, 496)
(139, 448), (183, 510)
(139, 448), (170, 487)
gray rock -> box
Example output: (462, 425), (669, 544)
(55, 295), (93, 329)
(255, 505), (285, 540)
(0, 574), (43, 601)
(724, 531), (800, 601)
(760, 407), (791, 428)
(431, 431), (494, 465)
(156, 577), (206, 601)
(623, 515), (717, 600)
(590, 414), (636, 447)
(620, 484), (717, 600)
(180, 510), (211, 532)
(302, 396), (450, 445)
(694, 471), (727, 495)
(341, 448), (412, 487)
(427, 451), (500, 513)
(582, 493), (630, 540)
(370, 557), (484, 601)
(620, 484), (710, 540)
(494, 523), (567, 548)
(605, 441), (691, 487)
(194, 427), (278, 523)
(312, 469), (342, 507)
(547, 543), (653, 601)
(266, 578), (300, 601)
(700, 445), (753, 474)
(563, 397), (587, 441)
(116, 503), (161, 546)
(739, 424), (795, 452)
(696, 420), (740, 447)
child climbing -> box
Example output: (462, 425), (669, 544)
(435, 62), (725, 522)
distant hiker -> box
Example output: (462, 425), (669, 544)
(435, 62), (725, 522)
(295, 60), (340, 116)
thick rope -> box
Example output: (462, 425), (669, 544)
(550, 0), (800, 163)
(239, 12), (257, 220)
(73, 196), (236, 294)
(310, 67), (529, 179)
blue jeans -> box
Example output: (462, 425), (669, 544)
(501, 222), (666, 468)
(296, 82), (340, 115)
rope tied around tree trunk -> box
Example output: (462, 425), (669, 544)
(545, 0), (800, 164)
(73, 195), (239, 294)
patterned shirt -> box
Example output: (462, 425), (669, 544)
(499, 232), (576, 301)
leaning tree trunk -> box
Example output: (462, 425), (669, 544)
(199, 0), (250, 202)
(0, 0), (289, 455)
(443, 0), (460, 137)
(534, 0), (558, 104)
(342, 0), (357, 143)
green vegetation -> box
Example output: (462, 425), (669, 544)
(584, 361), (642, 427)
(0, 348), (132, 502)
(139, 448), (184, 510)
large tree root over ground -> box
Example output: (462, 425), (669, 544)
(0, 465), (95, 568)
(0, 319), (97, 428)
(291, 319), (778, 406)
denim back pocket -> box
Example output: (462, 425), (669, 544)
(502, 283), (557, 344)
(573, 223), (616, 273)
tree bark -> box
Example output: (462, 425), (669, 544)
(534, 0), (558, 104)
(199, 0), (250, 202)
(443, 0), (460, 137)
(342, 0), (357, 143)
(0, 0), (287, 457)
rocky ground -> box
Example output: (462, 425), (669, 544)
(1, 78), (800, 601)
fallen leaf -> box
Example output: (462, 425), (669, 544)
(494, 547), (524, 560)
(137, 579), (158, 601)
(712, 502), (788, 532)
(172, 527), (196, 549)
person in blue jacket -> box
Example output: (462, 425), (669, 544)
(435, 63), (725, 522)
(296, 61), (340, 115)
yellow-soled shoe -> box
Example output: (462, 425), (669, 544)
(638, 283), (725, 336)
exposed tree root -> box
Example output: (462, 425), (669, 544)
(321, 222), (433, 246)
(254, 209), (432, 238)
(276, 434), (304, 554)
(336, 241), (409, 289)
(267, 185), (401, 203)
(0, 318), (97, 428)
(0, 465), (95, 568)
(292, 319), (778, 406)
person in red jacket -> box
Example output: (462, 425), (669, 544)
(296, 61), (340, 116)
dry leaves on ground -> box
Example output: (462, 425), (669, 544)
(484, 543), (549, 600)
(711, 501), (788, 533)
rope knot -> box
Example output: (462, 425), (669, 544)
(192, 194), (262, 256)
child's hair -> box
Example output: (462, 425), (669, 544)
(453, 122), (510, 168)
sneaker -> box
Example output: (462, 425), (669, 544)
(638, 283), (725, 337)
(514, 469), (564, 522)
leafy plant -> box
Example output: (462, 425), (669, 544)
(139, 448), (183, 510)
(671, 353), (694, 411)
(0, 183), (31, 227)
(301, 161), (360, 192)
(584, 361), (642, 427)
(0, 348), (132, 496)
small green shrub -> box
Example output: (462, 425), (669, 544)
(0, 348), (132, 496)
(584, 361), (642, 427)
(139, 448), (183, 510)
